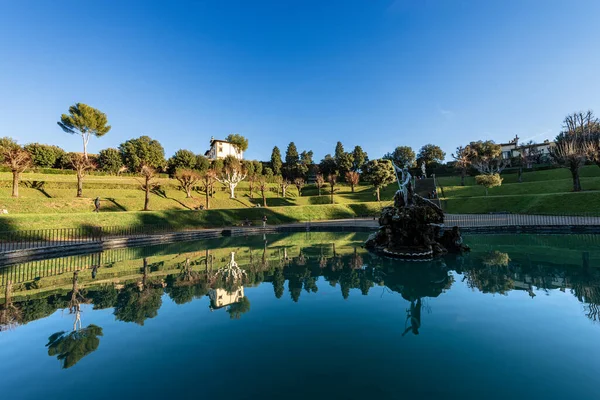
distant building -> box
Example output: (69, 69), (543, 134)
(205, 136), (243, 160)
(500, 135), (555, 161)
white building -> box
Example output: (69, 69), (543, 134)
(500, 135), (555, 161)
(205, 137), (243, 160)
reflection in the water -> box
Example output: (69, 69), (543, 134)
(1, 233), (600, 343)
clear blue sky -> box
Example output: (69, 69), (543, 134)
(1, 0), (599, 162)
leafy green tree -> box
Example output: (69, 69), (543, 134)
(467, 140), (507, 175)
(0, 137), (32, 197)
(336, 152), (354, 177)
(97, 148), (123, 175)
(285, 142), (299, 178)
(216, 155), (247, 198)
(315, 173), (325, 196)
(270, 146), (282, 175)
(334, 141), (345, 162)
(351, 145), (368, 172)
(195, 155), (210, 172)
(451, 145), (472, 186)
(319, 154), (337, 177)
(263, 166), (274, 179)
(212, 158), (224, 173)
(57, 103), (111, 160)
(167, 149), (196, 176)
(475, 173), (502, 196)
(46, 325), (103, 369)
(417, 144), (446, 167)
(225, 133), (249, 153)
(384, 146), (415, 168)
(24, 143), (65, 168)
(119, 136), (165, 172)
(252, 160), (263, 176)
(363, 159), (395, 201)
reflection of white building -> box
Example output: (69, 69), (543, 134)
(205, 137), (243, 160)
(208, 287), (244, 310)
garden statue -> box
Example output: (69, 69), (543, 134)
(365, 163), (468, 259)
(421, 161), (427, 178)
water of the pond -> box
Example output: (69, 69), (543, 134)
(1, 232), (600, 399)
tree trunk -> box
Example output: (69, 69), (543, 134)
(144, 184), (150, 211)
(205, 189), (210, 209)
(376, 187), (380, 202)
(460, 170), (465, 186)
(229, 184), (235, 199)
(330, 189), (334, 204)
(485, 187), (488, 196)
(518, 167), (523, 183)
(571, 168), (582, 192)
(186, 187), (192, 198)
(249, 181), (254, 199)
(318, 187), (321, 196)
(262, 190), (267, 207)
(11, 171), (19, 197)
(351, 184), (355, 193)
(76, 172), (83, 197)
(282, 186), (286, 197)
(82, 134), (88, 160)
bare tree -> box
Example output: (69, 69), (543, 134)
(0, 138), (31, 197)
(294, 177), (305, 196)
(280, 179), (290, 198)
(258, 176), (268, 207)
(137, 165), (159, 211)
(451, 145), (471, 186)
(200, 169), (217, 209)
(315, 174), (325, 196)
(174, 169), (201, 198)
(328, 173), (338, 204)
(216, 156), (247, 199)
(563, 110), (599, 137)
(345, 171), (359, 193)
(65, 152), (95, 198)
(550, 138), (586, 192)
(248, 174), (256, 199)
(516, 141), (541, 182)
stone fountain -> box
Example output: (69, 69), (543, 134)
(365, 164), (469, 259)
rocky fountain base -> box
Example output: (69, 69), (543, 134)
(365, 192), (469, 260)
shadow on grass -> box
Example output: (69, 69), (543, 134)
(105, 198), (127, 212)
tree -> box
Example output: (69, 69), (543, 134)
(137, 165), (159, 211)
(417, 144), (446, 167)
(475, 173), (502, 196)
(384, 146), (415, 168)
(451, 146), (472, 186)
(315, 174), (325, 196)
(467, 140), (508, 175)
(334, 141), (345, 162)
(216, 155), (247, 198)
(258, 176), (268, 207)
(285, 142), (299, 179)
(225, 134), (249, 153)
(551, 137), (586, 192)
(363, 159), (395, 202)
(200, 169), (217, 209)
(280, 179), (290, 198)
(252, 160), (263, 176)
(97, 148), (123, 175)
(119, 136), (165, 173)
(245, 161), (256, 199)
(294, 178), (305, 196)
(351, 146), (368, 172)
(336, 152), (354, 177)
(167, 149), (196, 176)
(195, 155), (210, 172)
(319, 154), (337, 177)
(175, 169), (201, 198)
(270, 146), (282, 176)
(24, 143), (64, 168)
(515, 141), (541, 183)
(327, 174), (338, 204)
(64, 152), (94, 197)
(0, 138), (32, 197)
(345, 171), (360, 193)
(57, 103), (111, 160)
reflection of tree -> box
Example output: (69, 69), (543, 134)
(227, 297), (251, 319)
(272, 268), (285, 299)
(481, 251), (511, 267)
(0, 281), (21, 331)
(402, 298), (422, 336)
(89, 285), (118, 310)
(464, 265), (514, 295)
(114, 284), (162, 325)
(46, 324), (103, 369)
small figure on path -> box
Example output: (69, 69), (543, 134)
(94, 197), (100, 212)
(262, 215), (268, 228)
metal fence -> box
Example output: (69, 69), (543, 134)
(445, 213), (600, 228)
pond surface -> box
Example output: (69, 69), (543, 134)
(1, 232), (600, 399)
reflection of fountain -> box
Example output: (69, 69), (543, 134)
(215, 252), (248, 283)
(365, 164), (469, 259)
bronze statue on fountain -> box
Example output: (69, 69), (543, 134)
(365, 163), (469, 259)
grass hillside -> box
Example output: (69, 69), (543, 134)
(0, 165), (599, 230)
